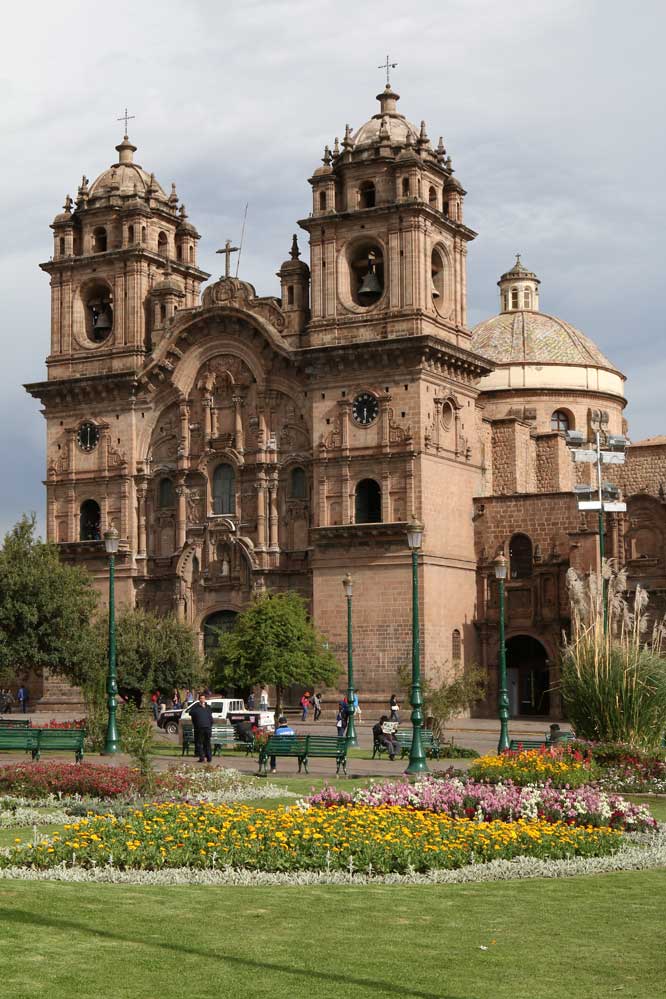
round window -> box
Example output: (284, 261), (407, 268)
(441, 402), (454, 430)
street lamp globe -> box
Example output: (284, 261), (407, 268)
(406, 516), (424, 551)
(494, 552), (507, 580)
(104, 526), (120, 554)
(342, 572), (353, 598)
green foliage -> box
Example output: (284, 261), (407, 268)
(399, 663), (486, 739)
(83, 609), (205, 702)
(0, 515), (98, 681)
(211, 592), (340, 711)
(118, 703), (155, 780)
(562, 565), (666, 751)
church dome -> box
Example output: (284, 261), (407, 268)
(87, 135), (168, 202)
(352, 86), (420, 149)
(471, 260), (625, 400)
(472, 310), (619, 371)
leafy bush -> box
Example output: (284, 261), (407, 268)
(398, 663), (486, 739)
(561, 566), (666, 751)
(118, 703), (154, 779)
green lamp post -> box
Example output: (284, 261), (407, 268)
(342, 573), (358, 747)
(103, 526), (120, 755)
(494, 552), (510, 753)
(405, 517), (428, 775)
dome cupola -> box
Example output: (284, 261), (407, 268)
(498, 255), (540, 312)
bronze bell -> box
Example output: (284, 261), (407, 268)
(93, 305), (113, 333)
(358, 258), (382, 299)
(430, 273), (441, 299)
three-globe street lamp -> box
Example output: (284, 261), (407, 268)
(494, 552), (510, 753)
(342, 573), (358, 747)
(103, 526), (120, 755)
(405, 517), (428, 775)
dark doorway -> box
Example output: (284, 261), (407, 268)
(355, 479), (381, 523)
(79, 500), (101, 541)
(506, 635), (550, 716)
(203, 610), (238, 659)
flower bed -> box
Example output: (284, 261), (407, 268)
(0, 763), (292, 805)
(307, 777), (656, 832)
(468, 747), (597, 787)
(2, 803), (623, 873)
(570, 741), (666, 794)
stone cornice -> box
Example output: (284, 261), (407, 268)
(40, 250), (209, 282)
(24, 370), (138, 407)
(298, 333), (493, 380)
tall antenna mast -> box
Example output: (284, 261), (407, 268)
(235, 203), (249, 278)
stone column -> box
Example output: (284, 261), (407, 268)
(176, 481), (187, 549)
(136, 483), (147, 556)
(179, 398), (190, 456)
(67, 485), (76, 541)
(202, 396), (213, 439)
(255, 473), (267, 551)
(341, 461), (351, 525)
(268, 472), (279, 552)
(46, 482), (57, 542)
(233, 395), (244, 454)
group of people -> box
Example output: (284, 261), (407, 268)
(299, 691), (323, 721)
(0, 685), (29, 714)
(150, 688), (201, 720)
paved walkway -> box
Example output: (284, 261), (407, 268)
(1, 715), (568, 780)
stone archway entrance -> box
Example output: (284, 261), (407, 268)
(506, 635), (550, 716)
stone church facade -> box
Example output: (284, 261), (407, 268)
(25, 84), (666, 717)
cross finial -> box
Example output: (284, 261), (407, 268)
(378, 55), (398, 86)
(117, 107), (135, 137)
(216, 239), (240, 279)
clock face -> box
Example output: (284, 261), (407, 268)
(352, 392), (379, 427)
(77, 422), (100, 453)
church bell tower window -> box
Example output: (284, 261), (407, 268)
(349, 242), (384, 308)
(359, 181), (376, 209)
(92, 227), (107, 253)
(84, 282), (114, 343)
(80, 500), (101, 541)
(213, 463), (236, 515)
(355, 479), (382, 524)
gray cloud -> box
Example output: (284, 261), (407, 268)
(1, 0), (664, 535)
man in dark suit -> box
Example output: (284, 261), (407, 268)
(189, 693), (214, 763)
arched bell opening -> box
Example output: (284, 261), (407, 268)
(83, 281), (114, 343)
(79, 499), (101, 541)
(349, 241), (385, 308)
(354, 478), (382, 524)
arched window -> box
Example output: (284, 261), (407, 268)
(158, 478), (175, 507)
(159, 304), (167, 323)
(503, 293), (508, 311)
(523, 288), (532, 309)
(509, 533), (533, 579)
(127, 224), (134, 244)
(355, 479), (381, 524)
(92, 227), (107, 253)
(442, 196), (449, 217)
(59, 237), (65, 256)
(290, 467), (306, 499)
(176, 243), (183, 261)
(511, 287), (519, 309)
(189, 245), (194, 262)
(80, 500), (101, 541)
(319, 190), (327, 211)
(287, 285), (295, 306)
(551, 410), (570, 432)
(359, 181), (376, 209)
(141, 226), (147, 243)
(402, 176), (410, 198)
(157, 231), (168, 255)
(452, 629), (462, 664)
(213, 463), (235, 515)
(428, 185), (437, 207)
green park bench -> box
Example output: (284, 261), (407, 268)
(373, 728), (440, 760)
(508, 738), (546, 751)
(182, 724), (239, 757)
(0, 718), (31, 728)
(0, 727), (84, 761)
(258, 734), (350, 776)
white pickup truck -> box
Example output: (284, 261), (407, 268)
(177, 696), (274, 737)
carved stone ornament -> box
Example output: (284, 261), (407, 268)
(202, 277), (286, 332)
(387, 408), (413, 445)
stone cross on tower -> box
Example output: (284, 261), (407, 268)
(117, 108), (135, 136)
(378, 55), (398, 86)
(216, 240), (239, 279)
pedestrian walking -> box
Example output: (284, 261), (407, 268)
(17, 685), (28, 714)
(259, 686), (269, 711)
(312, 692), (322, 721)
(247, 691), (255, 710)
(353, 690), (361, 723)
(150, 690), (160, 721)
(337, 699), (349, 737)
(189, 692), (214, 763)
(300, 691), (310, 721)
(269, 715), (295, 773)
(389, 694), (400, 722)
(336, 708), (345, 738)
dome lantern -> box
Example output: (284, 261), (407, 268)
(498, 254), (540, 313)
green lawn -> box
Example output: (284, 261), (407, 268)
(1, 873), (664, 999)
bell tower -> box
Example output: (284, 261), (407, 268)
(43, 130), (208, 381)
(299, 86), (476, 348)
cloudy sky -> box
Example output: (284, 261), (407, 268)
(1, 0), (664, 537)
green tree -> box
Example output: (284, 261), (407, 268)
(89, 608), (206, 703)
(399, 662), (486, 740)
(211, 592), (340, 714)
(0, 515), (98, 682)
